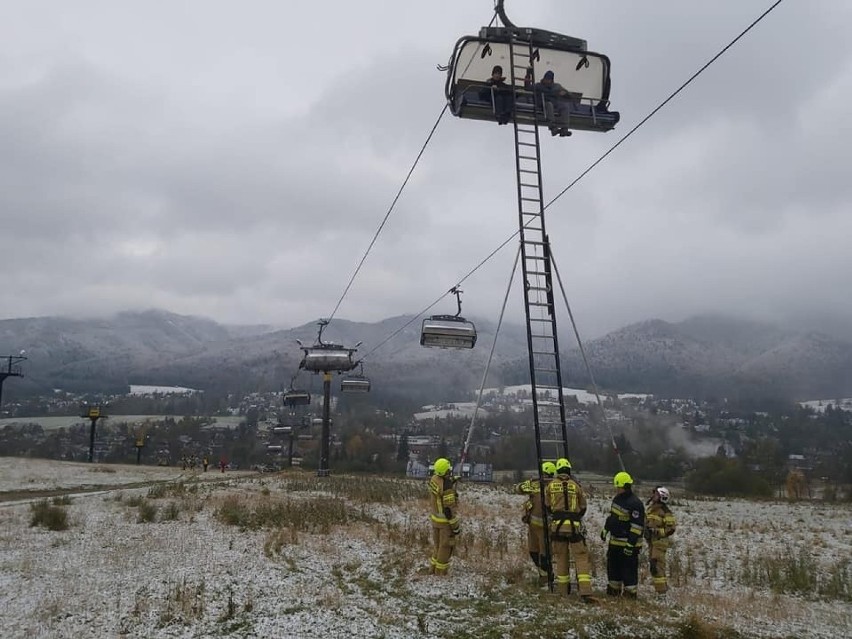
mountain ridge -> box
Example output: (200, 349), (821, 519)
(1, 310), (850, 402)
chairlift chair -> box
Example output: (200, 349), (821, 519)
(298, 320), (359, 373)
(283, 389), (311, 407)
(341, 362), (371, 393)
(420, 287), (477, 349)
(443, 0), (618, 133)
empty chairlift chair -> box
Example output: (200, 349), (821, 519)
(283, 389), (311, 407)
(341, 362), (371, 393)
(420, 287), (477, 349)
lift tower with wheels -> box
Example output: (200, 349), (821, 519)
(297, 320), (360, 477)
(0, 355), (26, 408)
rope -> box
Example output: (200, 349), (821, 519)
(549, 246), (625, 472)
(326, 11), (500, 327)
(544, 0), (785, 210)
(459, 245), (521, 466)
(360, 1), (784, 361)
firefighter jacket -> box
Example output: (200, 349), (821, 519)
(604, 489), (645, 549)
(515, 478), (549, 528)
(429, 474), (459, 527)
(546, 476), (587, 541)
(645, 502), (676, 548)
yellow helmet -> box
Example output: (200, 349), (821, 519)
(541, 461), (556, 476)
(613, 471), (633, 488)
(433, 458), (452, 477)
(556, 458), (572, 472)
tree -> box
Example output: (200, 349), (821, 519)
(396, 432), (410, 462)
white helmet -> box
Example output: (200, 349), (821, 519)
(656, 486), (670, 503)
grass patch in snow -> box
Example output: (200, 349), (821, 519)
(29, 500), (69, 531)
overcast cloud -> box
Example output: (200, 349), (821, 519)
(2, 0), (851, 339)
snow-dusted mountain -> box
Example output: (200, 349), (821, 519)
(1, 310), (851, 401)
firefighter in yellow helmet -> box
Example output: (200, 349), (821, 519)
(601, 471), (645, 598)
(428, 457), (460, 575)
(546, 458), (593, 599)
(644, 486), (676, 594)
(515, 461), (556, 584)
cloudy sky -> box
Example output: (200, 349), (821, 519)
(2, 0), (851, 338)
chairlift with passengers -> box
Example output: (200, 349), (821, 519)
(283, 374), (311, 407)
(341, 361), (371, 393)
(420, 286), (477, 349)
(443, 0), (618, 133)
(298, 320), (360, 373)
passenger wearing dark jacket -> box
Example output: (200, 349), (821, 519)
(534, 69), (578, 136)
(479, 64), (513, 124)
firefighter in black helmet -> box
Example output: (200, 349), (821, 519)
(601, 471), (645, 598)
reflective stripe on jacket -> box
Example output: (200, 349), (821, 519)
(429, 474), (458, 525)
(605, 489), (645, 548)
(515, 478), (549, 527)
(646, 502), (676, 546)
(546, 477), (587, 537)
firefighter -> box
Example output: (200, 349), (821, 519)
(515, 461), (556, 584)
(601, 471), (645, 598)
(428, 457), (460, 575)
(645, 486), (676, 594)
(547, 458), (593, 599)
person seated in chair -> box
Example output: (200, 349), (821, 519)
(479, 65), (513, 125)
(534, 70), (580, 137)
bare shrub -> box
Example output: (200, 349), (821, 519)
(137, 499), (158, 523)
(29, 500), (69, 531)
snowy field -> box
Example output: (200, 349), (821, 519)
(1, 458), (850, 639)
(0, 414), (245, 431)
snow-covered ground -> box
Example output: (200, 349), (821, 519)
(799, 398), (852, 413)
(1, 458), (850, 638)
(482, 384), (651, 405)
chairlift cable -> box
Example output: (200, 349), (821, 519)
(342, 1), (784, 360)
(359, 227), (517, 361)
(459, 244), (521, 467)
(326, 11), (501, 328)
(543, 0), (785, 211)
(549, 245), (625, 472)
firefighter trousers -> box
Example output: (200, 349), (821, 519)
(649, 543), (669, 593)
(552, 537), (593, 596)
(430, 523), (455, 574)
(607, 545), (639, 597)
(527, 524), (548, 577)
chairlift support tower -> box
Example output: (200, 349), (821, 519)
(297, 320), (359, 477)
(81, 404), (107, 463)
(0, 355), (26, 408)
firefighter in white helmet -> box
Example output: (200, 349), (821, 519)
(645, 486), (677, 594)
(428, 457), (459, 575)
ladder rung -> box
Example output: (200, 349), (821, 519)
(518, 155), (538, 161)
(525, 255), (547, 261)
(532, 351), (556, 357)
(520, 183), (539, 189)
(524, 240), (546, 246)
